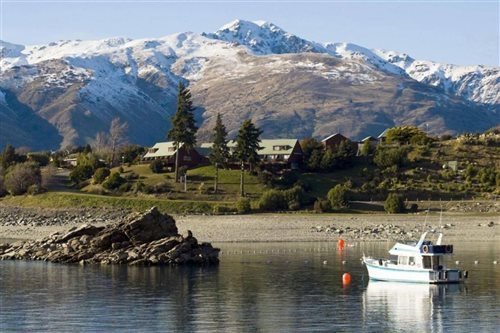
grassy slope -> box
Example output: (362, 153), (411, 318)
(0, 191), (233, 214)
(2, 140), (497, 213)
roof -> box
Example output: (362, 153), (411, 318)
(258, 139), (300, 155)
(377, 128), (390, 139)
(321, 133), (347, 142)
(143, 141), (183, 159)
(203, 139), (300, 156)
(361, 136), (378, 142)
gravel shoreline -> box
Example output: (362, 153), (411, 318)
(0, 206), (498, 243)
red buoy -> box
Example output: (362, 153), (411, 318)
(342, 273), (351, 285)
(338, 239), (345, 249)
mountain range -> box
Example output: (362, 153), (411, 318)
(0, 19), (498, 150)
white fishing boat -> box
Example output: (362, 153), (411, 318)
(363, 232), (467, 284)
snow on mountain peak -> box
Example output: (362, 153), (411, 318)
(204, 19), (322, 55)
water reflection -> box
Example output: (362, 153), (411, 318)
(0, 241), (498, 332)
(363, 281), (461, 332)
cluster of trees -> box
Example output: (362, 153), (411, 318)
(167, 82), (263, 197)
(300, 138), (357, 172)
(0, 145), (47, 196)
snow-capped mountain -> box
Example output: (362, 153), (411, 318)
(373, 49), (499, 105)
(0, 20), (498, 150)
(203, 19), (324, 55)
(202, 20), (499, 106)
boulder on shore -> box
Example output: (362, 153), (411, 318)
(0, 207), (219, 266)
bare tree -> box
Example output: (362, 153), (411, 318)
(109, 118), (129, 166)
(92, 131), (110, 155)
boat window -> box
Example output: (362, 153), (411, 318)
(409, 256), (415, 265)
(432, 256), (441, 270)
(398, 256), (409, 265)
(423, 256), (431, 269)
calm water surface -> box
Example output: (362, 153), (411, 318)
(0, 241), (499, 332)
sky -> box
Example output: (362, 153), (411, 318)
(1, 0), (498, 66)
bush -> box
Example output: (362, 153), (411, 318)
(27, 184), (44, 195)
(327, 184), (348, 209)
(123, 172), (139, 181)
(152, 181), (171, 193)
(28, 152), (50, 167)
(93, 167), (110, 184)
(408, 203), (419, 213)
(259, 189), (287, 211)
(4, 162), (42, 195)
(313, 199), (331, 213)
(149, 160), (164, 173)
(131, 181), (145, 194)
(70, 165), (94, 183)
(102, 172), (126, 190)
(258, 186), (305, 211)
(384, 193), (406, 213)
(236, 197), (251, 214)
(0, 173), (6, 197)
(212, 205), (236, 215)
(118, 182), (132, 192)
(374, 147), (407, 169)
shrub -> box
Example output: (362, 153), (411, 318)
(408, 203), (419, 213)
(313, 199), (331, 213)
(131, 181), (145, 194)
(123, 172), (139, 181)
(118, 182), (132, 192)
(149, 160), (164, 173)
(236, 197), (251, 214)
(93, 167), (111, 184)
(385, 126), (431, 145)
(4, 162), (42, 195)
(27, 184), (44, 195)
(327, 184), (348, 209)
(384, 193), (406, 213)
(258, 186), (305, 211)
(213, 205), (235, 215)
(374, 147), (407, 169)
(153, 181), (171, 193)
(102, 172), (126, 190)
(28, 152), (50, 167)
(259, 189), (287, 211)
(0, 175), (6, 197)
(70, 165), (94, 183)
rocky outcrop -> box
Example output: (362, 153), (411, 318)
(0, 207), (219, 265)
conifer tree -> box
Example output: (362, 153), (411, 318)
(168, 82), (198, 182)
(209, 113), (230, 194)
(234, 120), (262, 197)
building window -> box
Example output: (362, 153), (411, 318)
(273, 145), (290, 151)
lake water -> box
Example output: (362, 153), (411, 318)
(0, 241), (498, 332)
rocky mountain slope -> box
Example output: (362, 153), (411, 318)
(0, 20), (498, 150)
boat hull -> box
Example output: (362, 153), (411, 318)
(364, 259), (462, 284)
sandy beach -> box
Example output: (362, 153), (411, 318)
(0, 207), (498, 243)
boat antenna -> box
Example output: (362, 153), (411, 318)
(439, 200), (443, 229)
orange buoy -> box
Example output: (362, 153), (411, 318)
(342, 273), (351, 285)
(338, 239), (345, 249)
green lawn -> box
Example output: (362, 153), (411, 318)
(102, 164), (267, 201)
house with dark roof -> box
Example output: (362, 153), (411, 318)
(142, 142), (207, 168)
(321, 133), (350, 151)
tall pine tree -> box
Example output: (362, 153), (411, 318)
(209, 113), (230, 194)
(234, 119), (262, 197)
(168, 82), (198, 182)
